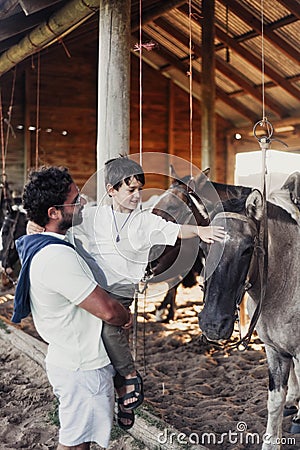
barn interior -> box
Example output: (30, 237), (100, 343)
(0, 3), (299, 449)
(0, 0), (299, 195)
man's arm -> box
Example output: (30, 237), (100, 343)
(78, 285), (131, 327)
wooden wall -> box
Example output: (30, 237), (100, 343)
(0, 24), (228, 195)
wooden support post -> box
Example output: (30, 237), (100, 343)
(97, 0), (131, 201)
(201, 0), (216, 176)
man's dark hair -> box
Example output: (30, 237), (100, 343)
(104, 155), (145, 190)
(23, 166), (73, 227)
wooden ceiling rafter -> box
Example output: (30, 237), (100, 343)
(131, 0), (186, 32)
(276, 0), (300, 20)
(152, 16), (288, 118)
(218, 0), (300, 65)
(178, 3), (300, 102)
(0, 0), (99, 76)
(137, 29), (258, 124)
(216, 26), (300, 101)
(0, 0), (20, 19)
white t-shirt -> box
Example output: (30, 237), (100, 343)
(72, 205), (180, 286)
(29, 232), (110, 371)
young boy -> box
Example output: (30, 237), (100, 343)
(29, 157), (225, 429)
(73, 156), (225, 427)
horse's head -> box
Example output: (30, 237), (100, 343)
(282, 171), (300, 210)
(198, 190), (263, 342)
(152, 167), (210, 226)
(148, 168), (210, 284)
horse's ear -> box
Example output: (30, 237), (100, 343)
(188, 178), (196, 192)
(245, 189), (264, 221)
(281, 172), (300, 205)
(169, 164), (179, 182)
(193, 168), (210, 190)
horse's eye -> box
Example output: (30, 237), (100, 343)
(241, 247), (252, 257)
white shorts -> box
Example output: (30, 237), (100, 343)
(46, 363), (115, 448)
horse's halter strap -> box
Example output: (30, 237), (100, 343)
(212, 211), (264, 351)
(171, 185), (209, 224)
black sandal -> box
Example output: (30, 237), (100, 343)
(117, 400), (135, 430)
(119, 371), (144, 411)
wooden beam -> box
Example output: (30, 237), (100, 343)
(0, 0), (99, 76)
(131, 0), (186, 32)
(139, 30), (258, 125)
(216, 27), (300, 101)
(201, 0), (216, 174)
(215, 57), (288, 118)
(178, 3), (300, 101)
(153, 17), (288, 118)
(0, 0), (20, 19)
(216, 87), (259, 123)
(97, 0), (131, 200)
(218, 0), (300, 65)
(271, 0), (300, 20)
(19, 0), (66, 16)
(0, 8), (57, 41)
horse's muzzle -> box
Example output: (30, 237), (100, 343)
(198, 311), (235, 341)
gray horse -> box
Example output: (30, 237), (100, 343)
(198, 182), (300, 449)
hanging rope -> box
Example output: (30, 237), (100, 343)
(35, 52), (41, 169)
(4, 67), (17, 162)
(249, 0), (269, 349)
(138, 0), (143, 167)
(260, 0), (266, 122)
(0, 89), (5, 180)
(132, 0), (144, 370)
(188, 0), (193, 177)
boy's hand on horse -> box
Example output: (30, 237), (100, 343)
(197, 226), (226, 244)
(27, 220), (44, 235)
(178, 224), (225, 243)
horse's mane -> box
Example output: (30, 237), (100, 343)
(211, 196), (247, 218)
(211, 182), (252, 199)
(267, 201), (298, 225)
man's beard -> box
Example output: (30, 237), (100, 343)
(58, 208), (83, 232)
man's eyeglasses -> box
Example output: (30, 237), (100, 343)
(54, 193), (83, 208)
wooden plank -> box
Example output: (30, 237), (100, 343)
(0, 319), (47, 369)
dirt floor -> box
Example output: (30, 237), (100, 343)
(0, 282), (299, 450)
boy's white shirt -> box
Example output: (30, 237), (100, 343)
(72, 204), (180, 286)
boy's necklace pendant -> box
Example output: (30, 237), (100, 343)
(111, 206), (132, 243)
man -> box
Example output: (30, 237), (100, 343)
(12, 166), (131, 450)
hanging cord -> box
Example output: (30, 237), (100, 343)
(260, 0), (266, 122)
(4, 67), (17, 162)
(244, 0), (269, 350)
(35, 53), (41, 169)
(0, 89), (5, 179)
(139, 0), (143, 168)
(188, 0), (193, 177)
(132, 0), (145, 373)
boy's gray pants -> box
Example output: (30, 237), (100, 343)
(102, 284), (136, 389)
